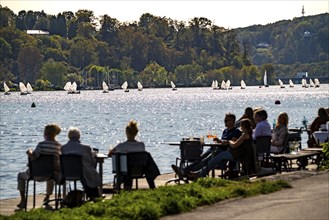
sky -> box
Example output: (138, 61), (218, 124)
(1, 0), (329, 28)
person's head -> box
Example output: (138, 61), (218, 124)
(254, 109), (268, 123)
(244, 107), (254, 119)
(224, 113), (236, 129)
(240, 118), (252, 136)
(277, 112), (289, 127)
(318, 108), (328, 118)
(44, 123), (61, 140)
(126, 120), (139, 140)
(67, 127), (81, 140)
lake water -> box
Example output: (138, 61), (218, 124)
(0, 85), (328, 199)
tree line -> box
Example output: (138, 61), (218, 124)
(0, 5), (328, 90)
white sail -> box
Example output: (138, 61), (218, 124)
(121, 81), (128, 92)
(225, 80), (231, 89)
(214, 80), (219, 89)
(240, 80), (246, 89)
(102, 81), (109, 91)
(137, 81), (143, 91)
(64, 82), (72, 91)
(278, 79), (285, 88)
(71, 82), (78, 92)
(309, 79), (315, 87)
(211, 80), (215, 89)
(4, 82), (10, 93)
(19, 82), (27, 93)
(302, 79), (308, 88)
(263, 71), (268, 86)
(289, 79), (294, 87)
(221, 80), (226, 90)
(314, 78), (320, 87)
(170, 81), (176, 89)
(26, 83), (33, 93)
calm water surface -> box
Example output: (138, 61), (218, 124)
(0, 85), (328, 199)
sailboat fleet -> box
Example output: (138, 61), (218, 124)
(2, 76), (322, 95)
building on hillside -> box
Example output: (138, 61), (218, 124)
(26, 30), (49, 35)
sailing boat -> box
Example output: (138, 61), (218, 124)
(170, 81), (177, 90)
(102, 81), (109, 93)
(289, 79), (294, 88)
(240, 80), (246, 89)
(3, 82), (11, 95)
(122, 81), (129, 92)
(19, 82), (28, 95)
(301, 79), (308, 88)
(137, 81), (143, 91)
(278, 79), (285, 88)
(64, 82), (72, 93)
(263, 71), (269, 87)
(212, 80), (219, 90)
(26, 83), (33, 94)
(71, 82), (80, 94)
(314, 78), (320, 87)
(309, 79), (315, 87)
(226, 80), (232, 90)
(220, 80), (226, 90)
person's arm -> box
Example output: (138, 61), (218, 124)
(229, 133), (249, 149)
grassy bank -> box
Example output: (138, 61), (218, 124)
(0, 178), (290, 220)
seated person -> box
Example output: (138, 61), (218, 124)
(308, 107), (329, 147)
(61, 127), (101, 200)
(189, 119), (254, 178)
(17, 124), (62, 209)
(235, 107), (256, 129)
(270, 112), (289, 153)
(108, 120), (159, 190)
(253, 109), (272, 140)
(172, 113), (241, 175)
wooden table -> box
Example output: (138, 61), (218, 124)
(271, 150), (322, 173)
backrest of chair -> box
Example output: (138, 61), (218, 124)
(112, 151), (149, 178)
(281, 133), (290, 153)
(255, 136), (271, 155)
(29, 155), (55, 179)
(60, 154), (83, 181)
(180, 140), (203, 161)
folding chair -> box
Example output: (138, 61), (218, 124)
(167, 140), (203, 184)
(60, 154), (83, 191)
(112, 151), (149, 192)
(255, 136), (271, 167)
(25, 154), (61, 211)
(60, 154), (85, 206)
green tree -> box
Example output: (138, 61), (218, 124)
(39, 59), (66, 86)
(17, 46), (43, 83)
(69, 38), (97, 69)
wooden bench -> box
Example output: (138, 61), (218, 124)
(271, 149), (322, 173)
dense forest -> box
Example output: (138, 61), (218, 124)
(0, 5), (328, 90)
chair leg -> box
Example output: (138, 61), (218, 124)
(25, 180), (29, 211)
(33, 181), (36, 209)
(135, 178), (138, 189)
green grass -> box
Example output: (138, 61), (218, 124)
(0, 178), (291, 220)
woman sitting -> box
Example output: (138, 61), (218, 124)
(235, 107), (256, 129)
(270, 112), (289, 153)
(108, 120), (159, 190)
(189, 119), (254, 179)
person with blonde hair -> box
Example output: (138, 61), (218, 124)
(108, 120), (145, 156)
(17, 123), (62, 209)
(108, 120), (159, 190)
(270, 112), (289, 153)
(62, 127), (101, 200)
